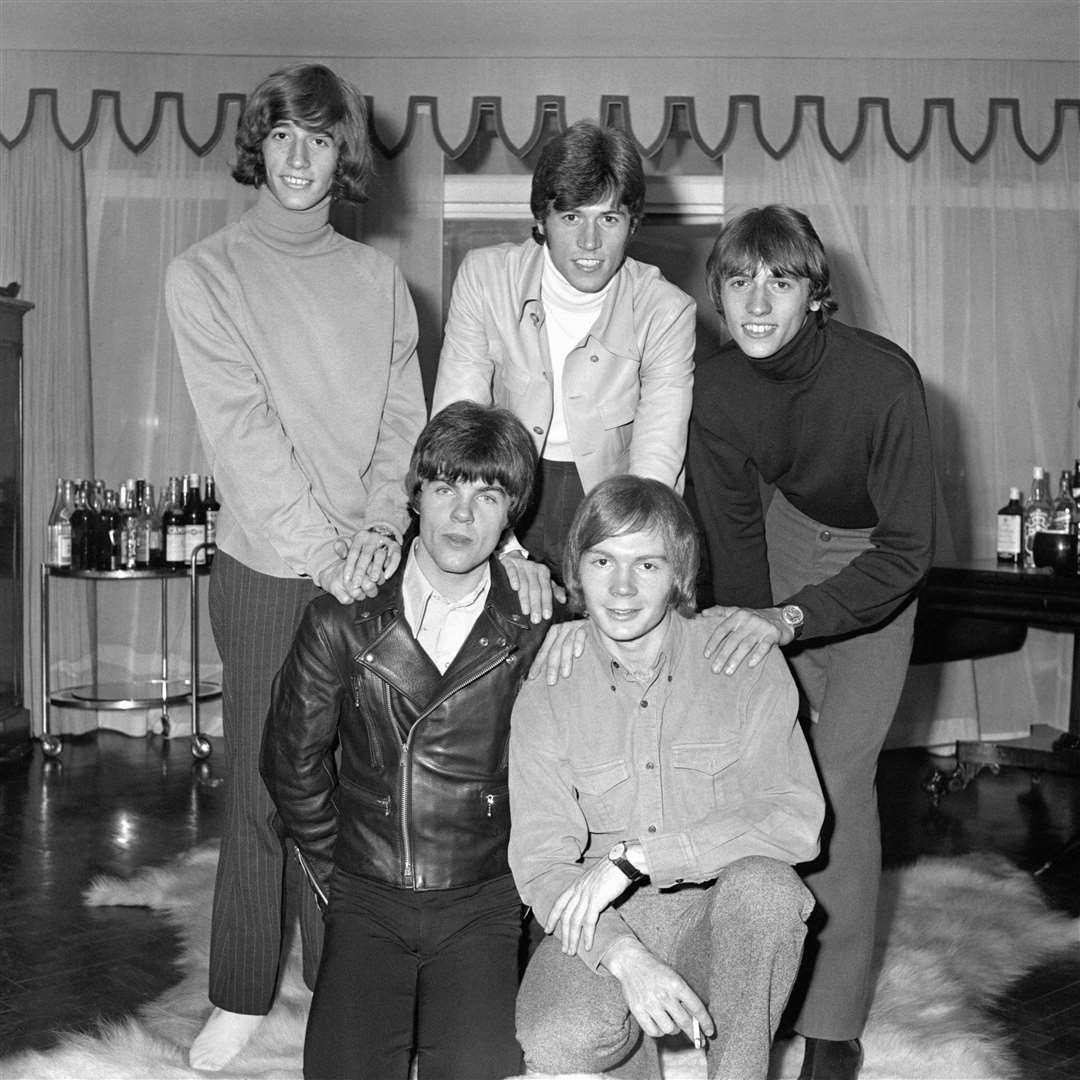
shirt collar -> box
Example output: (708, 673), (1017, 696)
(401, 540), (492, 631)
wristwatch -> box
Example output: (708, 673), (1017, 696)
(608, 840), (645, 883)
(780, 604), (805, 638)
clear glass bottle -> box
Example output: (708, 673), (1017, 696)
(1022, 466), (1053, 565)
(45, 477), (73, 569)
(118, 482), (139, 570)
(996, 487), (1024, 564)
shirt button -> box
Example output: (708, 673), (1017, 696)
(647, 825), (657, 833)
(640, 700), (648, 708)
(533, 426), (544, 435)
(530, 313), (540, 325)
(645, 761), (655, 770)
(819, 529), (832, 542)
(589, 354), (599, 363)
(478, 637), (489, 647)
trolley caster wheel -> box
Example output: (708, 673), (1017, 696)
(41, 734), (63, 758)
(190, 735), (213, 760)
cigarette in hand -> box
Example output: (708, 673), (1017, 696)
(692, 1018), (704, 1049)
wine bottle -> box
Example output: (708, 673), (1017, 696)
(202, 475), (220, 565)
(70, 482), (97, 572)
(182, 472), (206, 565)
(995, 487), (1024, 564)
(163, 476), (185, 568)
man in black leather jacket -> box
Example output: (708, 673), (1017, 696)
(261, 401), (558, 1080)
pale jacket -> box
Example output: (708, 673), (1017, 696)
(433, 239), (696, 493)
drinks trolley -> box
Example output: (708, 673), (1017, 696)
(39, 545), (219, 759)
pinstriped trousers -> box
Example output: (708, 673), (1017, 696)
(766, 492), (917, 1041)
(207, 551), (324, 1014)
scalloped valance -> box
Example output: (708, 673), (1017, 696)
(2, 51), (1076, 166)
(3, 88), (1079, 164)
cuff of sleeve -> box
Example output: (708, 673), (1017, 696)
(640, 834), (695, 888)
(365, 521), (403, 544)
(498, 531), (529, 560)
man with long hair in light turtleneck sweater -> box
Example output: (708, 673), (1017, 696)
(165, 63), (428, 1071)
(432, 120), (696, 589)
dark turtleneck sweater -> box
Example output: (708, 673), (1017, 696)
(688, 315), (935, 639)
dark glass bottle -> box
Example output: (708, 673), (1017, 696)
(163, 477), (185, 568)
(182, 472), (207, 565)
(69, 481), (97, 572)
(995, 487), (1023, 564)
(96, 488), (122, 571)
(202, 474), (220, 566)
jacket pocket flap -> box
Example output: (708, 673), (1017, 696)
(572, 758), (631, 795)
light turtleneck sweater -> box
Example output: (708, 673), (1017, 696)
(539, 246), (617, 461)
(689, 314), (935, 639)
(165, 186), (427, 581)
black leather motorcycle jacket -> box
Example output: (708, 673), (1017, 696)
(260, 555), (555, 894)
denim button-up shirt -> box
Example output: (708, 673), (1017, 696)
(508, 612), (824, 971)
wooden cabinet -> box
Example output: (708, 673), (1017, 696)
(0, 297), (33, 762)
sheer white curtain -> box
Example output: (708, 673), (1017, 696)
(22, 101), (443, 739)
(0, 110), (95, 737)
(724, 99), (1080, 746)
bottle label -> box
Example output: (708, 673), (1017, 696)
(47, 523), (72, 568)
(205, 509), (218, 546)
(996, 514), (1022, 558)
(165, 524), (184, 563)
(183, 523), (206, 564)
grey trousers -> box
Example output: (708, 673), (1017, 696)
(516, 857), (813, 1080)
(206, 552), (324, 1014)
(766, 491), (917, 1040)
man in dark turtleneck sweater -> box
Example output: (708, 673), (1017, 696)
(688, 205), (935, 1080)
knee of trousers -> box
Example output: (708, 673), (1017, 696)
(706, 857), (815, 931)
(517, 970), (637, 1075)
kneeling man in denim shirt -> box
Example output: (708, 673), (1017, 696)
(509, 475), (824, 1079)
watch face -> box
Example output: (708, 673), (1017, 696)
(610, 841), (626, 858)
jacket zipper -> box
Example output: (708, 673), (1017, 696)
(397, 648), (512, 886)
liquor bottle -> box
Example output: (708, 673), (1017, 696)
(69, 481), (97, 572)
(145, 482), (164, 567)
(181, 472), (207, 565)
(1022, 466), (1053, 565)
(134, 480), (150, 567)
(118, 482), (139, 570)
(90, 479), (106, 513)
(202, 475), (220, 565)
(45, 477), (73, 568)
(96, 488), (122, 571)
(163, 476), (185, 568)
(995, 487), (1024, 564)
(1072, 458), (1080, 502)
(1051, 470), (1076, 532)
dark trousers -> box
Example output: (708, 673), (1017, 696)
(207, 552), (324, 1013)
(516, 459), (586, 582)
(304, 870), (524, 1080)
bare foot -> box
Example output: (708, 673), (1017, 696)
(189, 1007), (264, 1071)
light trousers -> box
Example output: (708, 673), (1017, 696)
(517, 857), (813, 1080)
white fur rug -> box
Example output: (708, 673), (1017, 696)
(1, 847), (1076, 1080)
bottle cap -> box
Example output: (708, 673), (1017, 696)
(1009, 487), (1021, 500)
